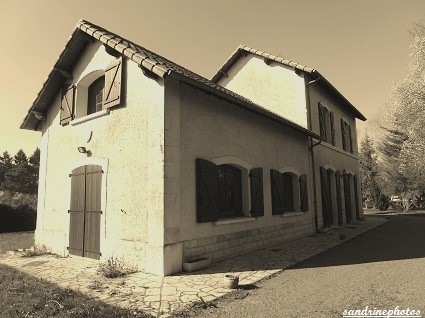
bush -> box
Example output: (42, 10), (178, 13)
(0, 191), (37, 211)
(376, 194), (390, 211)
(0, 203), (36, 233)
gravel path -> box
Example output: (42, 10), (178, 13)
(188, 215), (425, 318)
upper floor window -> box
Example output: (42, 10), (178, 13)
(318, 103), (327, 141)
(87, 76), (105, 115)
(330, 111), (335, 145)
(341, 119), (353, 153)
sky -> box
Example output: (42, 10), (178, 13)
(0, 0), (424, 156)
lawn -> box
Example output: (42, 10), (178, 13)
(0, 232), (153, 317)
(0, 231), (34, 254)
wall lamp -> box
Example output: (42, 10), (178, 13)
(77, 146), (91, 156)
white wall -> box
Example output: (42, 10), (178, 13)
(218, 54), (308, 128)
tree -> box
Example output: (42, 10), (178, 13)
(359, 134), (381, 206)
(14, 149), (28, 166)
(0, 151), (13, 188)
(375, 23), (425, 210)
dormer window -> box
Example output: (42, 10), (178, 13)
(87, 76), (105, 115)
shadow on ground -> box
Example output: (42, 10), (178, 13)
(291, 214), (425, 269)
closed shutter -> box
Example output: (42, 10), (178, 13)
(348, 125), (353, 153)
(270, 169), (284, 214)
(83, 165), (102, 259)
(343, 173), (352, 223)
(341, 119), (347, 150)
(250, 168), (264, 217)
(196, 159), (219, 223)
(60, 85), (75, 125)
(299, 174), (309, 212)
(103, 58), (123, 109)
(335, 171), (343, 226)
(330, 112), (335, 145)
(353, 175), (360, 220)
(318, 104), (326, 140)
(320, 167), (332, 227)
(282, 173), (294, 211)
(68, 166), (85, 256)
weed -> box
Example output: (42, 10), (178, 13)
(97, 256), (138, 278)
(22, 244), (50, 257)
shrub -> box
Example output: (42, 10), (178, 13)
(0, 203), (36, 233)
(97, 256), (138, 278)
(376, 193), (390, 211)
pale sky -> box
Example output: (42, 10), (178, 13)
(1, 0), (424, 156)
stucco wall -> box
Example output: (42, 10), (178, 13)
(178, 81), (315, 262)
(35, 42), (165, 269)
(217, 54), (308, 128)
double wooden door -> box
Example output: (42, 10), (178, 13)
(68, 165), (102, 259)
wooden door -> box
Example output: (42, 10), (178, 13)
(335, 172), (343, 226)
(320, 167), (333, 227)
(68, 165), (102, 259)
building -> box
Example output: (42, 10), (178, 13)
(21, 20), (365, 276)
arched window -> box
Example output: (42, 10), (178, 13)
(87, 76), (105, 115)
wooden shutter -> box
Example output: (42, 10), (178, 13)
(335, 171), (343, 226)
(282, 173), (294, 211)
(353, 175), (360, 220)
(196, 159), (219, 223)
(318, 104), (326, 140)
(83, 165), (102, 259)
(103, 58), (123, 109)
(60, 85), (75, 125)
(68, 166), (85, 256)
(341, 119), (347, 150)
(250, 168), (264, 217)
(330, 112), (335, 145)
(343, 173), (352, 223)
(299, 174), (309, 212)
(270, 169), (284, 214)
(320, 167), (332, 227)
(348, 125), (353, 153)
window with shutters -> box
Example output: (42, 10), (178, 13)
(61, 56), (124, 126)
(340, 119), (353, 153)
(196, 158), (264, 223)
(271, 169), (306, 214)
(318, 103), (327, 141)
(330, 111), (335, 145)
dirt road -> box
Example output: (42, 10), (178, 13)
(186, 215), (425, 318)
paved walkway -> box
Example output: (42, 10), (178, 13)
(0, 216), (387, 317)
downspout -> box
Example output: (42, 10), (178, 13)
(306, 75), (322, 233)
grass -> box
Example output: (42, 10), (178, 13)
(0, 264), (153, 318)
(0, 231), (34, 254)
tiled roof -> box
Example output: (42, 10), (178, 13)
(211, 45), (366, 121)
(20, 20), (320, 138)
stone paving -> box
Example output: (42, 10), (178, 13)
(0, 216), (387, 317)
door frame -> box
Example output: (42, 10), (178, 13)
(66, 157), (108, 259)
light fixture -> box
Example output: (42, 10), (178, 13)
(78, 146), (87, 153)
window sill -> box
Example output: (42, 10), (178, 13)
(275, 211), (304, 218)
(214, 217), (256, 226)
(70, 109), (110, 126)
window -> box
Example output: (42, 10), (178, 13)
(87, 76), (105, 115)
(60, 57), (123, 126)
(196, 158), (264, 222)
(341, 119), (353, 153)
(330, 111), (335, 145)
(318, 103), (327, 141)
(217, 165), (243, 218)
(270, 170), (309, 214)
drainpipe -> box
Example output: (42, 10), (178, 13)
(305, 75), (322, 233)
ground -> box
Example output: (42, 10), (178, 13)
(178, 214), (425, 317)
